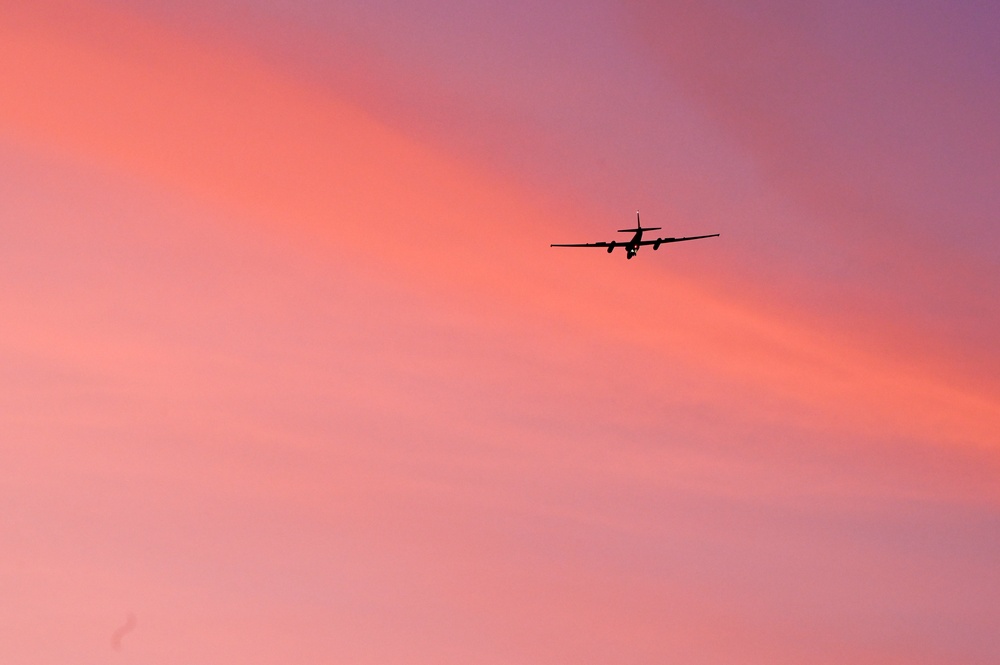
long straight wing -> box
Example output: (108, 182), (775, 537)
(549, 241), (614, 248)
(550, 234), (720, 248)
(634, 233), (719, 246)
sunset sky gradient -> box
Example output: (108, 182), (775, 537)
(2, 1), (998, 663)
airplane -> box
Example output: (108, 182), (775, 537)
(551, 211), (719, 260)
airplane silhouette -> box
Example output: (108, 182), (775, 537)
(551, 211), (719, 260)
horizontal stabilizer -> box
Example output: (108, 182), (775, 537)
(617, 227), (661, 233)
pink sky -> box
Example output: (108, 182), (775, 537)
(2, 1), (998, 663)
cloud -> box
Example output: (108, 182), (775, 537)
(111, 612), (136, 650)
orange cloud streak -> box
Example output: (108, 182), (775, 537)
(2, 0), (998, 463)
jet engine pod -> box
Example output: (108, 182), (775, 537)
(653, 239), (662, 250)
(607, 241), (616, 254)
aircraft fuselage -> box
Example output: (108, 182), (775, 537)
(625, 229), (642, 259)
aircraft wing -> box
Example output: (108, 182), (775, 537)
(550, 241), (614, 248)
(635, 233), (719, 246)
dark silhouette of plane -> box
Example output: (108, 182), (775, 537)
(551, 211), (719, 260)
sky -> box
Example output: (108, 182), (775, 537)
(1, 1), (998, 663)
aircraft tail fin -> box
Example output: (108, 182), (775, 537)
(617, 210), (660, 233)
